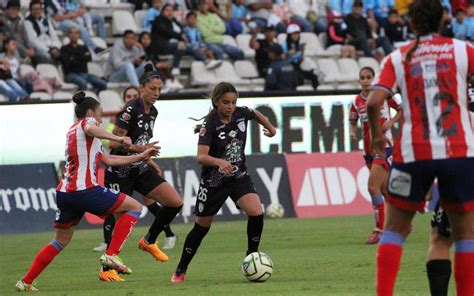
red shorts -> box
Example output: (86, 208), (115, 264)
(364, 147), (393, 171)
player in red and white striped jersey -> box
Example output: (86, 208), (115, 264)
(367, 1), (474, 295)
(16, 92), (159, 292)
(349, 66), (402, 245)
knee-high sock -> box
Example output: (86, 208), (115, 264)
(454, 240), (474, 296)
(426, 259), (451, 296)
(376, 230), (404, 296)
(23, 240), (64, 284)
(103, 215), (116, 247)
(177, 223), (210, 272)
(144, 205), (182, 244)
(106, 211), (140, 256)
(372, 194), (385, 230)
(246, 214), (264, 255)
(147, 203), (175, 237)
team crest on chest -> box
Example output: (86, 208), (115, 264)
(228, 130), (238, 138)
(238, 121), (246, 132)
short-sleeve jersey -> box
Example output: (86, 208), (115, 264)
(198, 106), (256, 187)
(57, 117), (104, 192)
(349, 93), (401, 155)
(372, 34), (474, 163)
(109, 98), (157, 177)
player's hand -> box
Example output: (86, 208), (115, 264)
(144, 141), (160, 151)
(371, 136), (387, 159)
(141, 147), (160, 161)
(381, 122), (392, 133)
(217, 159), (234, 176)
(119, 136), (132, 147)
(263, 127), (276, 137)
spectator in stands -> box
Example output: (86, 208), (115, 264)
(0, 39), (29, 101)
(330, 0), (356, 16)
(184, 11), (222, 66)
(246, 0), (284, 32)
(2, 0), (41, 63)
(150, 4), (210, 76)
(232, 0), (252, 34)
(281, 24), (319, 90)
(465, 4), (474, 38)
(105, 30), (145, 87)
(129, 0), (153, 11)
(326, 12), (357, 58)
(265, 44), (297, 91)
(345, 0), (393, 57)
(440, 6), (454, 37)
(287, 0), (327, 34)
(366, 0), (395, 28)
(60, 27), (107, 92)
(209, 0), (243, 37)
(144, 0), (163, 32)
(24, 0), (61, 63)
(138, 31), (184, 92)
(196, 0), (244, 61)
(381, 9), (408, 47)
(453, 7), (468, 40)
(250, 24), (279, 77)
(44, 0), (105, 54)
(184, 0), (199, 10)
(64, 0), (104, 38)
(1, 37), (32, 94)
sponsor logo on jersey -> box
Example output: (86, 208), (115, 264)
(388, 168), (412, 197)
(238, 121), (246, 132)
(198, 202), (204, 213)
(229, 130), (237, 138)
(121, 112), (131, 121)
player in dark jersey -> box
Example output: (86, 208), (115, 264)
(103, 64), (183, 275)
(170, 82), (277, 283)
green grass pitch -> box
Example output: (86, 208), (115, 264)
(0, 215), (455, 295)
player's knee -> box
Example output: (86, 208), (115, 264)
(368, 183), (380, 196)
(196, 216), (213, 227)
(246, 205), (263, 216)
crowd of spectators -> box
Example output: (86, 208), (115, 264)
(1, 0), (474, 99)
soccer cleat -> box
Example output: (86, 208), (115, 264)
(171, 270), (186, 283)
(99, 267), (125, 282)
(99, 254), (132, 274)
(92, 242), (107, 253)
(138, 238), (169, 262)
(366, 230), (382, 244)
(163, 235), (178, 250)
(15, 280), (38, 292)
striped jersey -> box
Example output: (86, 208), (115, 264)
(350, 93), (400, 156)
(372, 34), (474, 163)
(57, 117), (104, 192)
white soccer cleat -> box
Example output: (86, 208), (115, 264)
(92, 242), (107, 253)
(15, 280), (38, 292)
(163, 235), (178, 250)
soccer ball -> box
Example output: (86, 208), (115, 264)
(241, 252), (273, 282)
(265, 203), (285, 219)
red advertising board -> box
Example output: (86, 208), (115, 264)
(286, 152), (373, 218)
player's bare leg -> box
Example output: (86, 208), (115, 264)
(366, 163), (387, 244)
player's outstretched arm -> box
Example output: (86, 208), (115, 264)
(109, 125), (160, 153)
(102, 148), (159, 167)
(196, 145), (234, 176)
(84, 123), (132, 146)
(253, 111), (277, 137)
(367, 89), (391, 156)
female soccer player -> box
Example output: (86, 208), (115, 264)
(349, 66), (401, 244)
(15, 92), (158, 291)
(368, 0), (474, 294)
(104, 64), (183, 265)
(170, 82), (277, 283)
(94, 85), (177, 253)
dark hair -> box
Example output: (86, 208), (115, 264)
(123, 30), (135, 38)
(186, 11), (197, 19)
(122, 86), (140, 102)
(29, 0), (42, 10)
(138, 31), (151, 42)
(139, 63), (161, 85)
(192, 82), (238, 133)
(72, 91), (100, 119)
(161, 3), (174, 14)
(405, 0), (443, 63)
(359, 66), (375, 77)
(2, 37), (15, 52)
(388, 8), (398, 16)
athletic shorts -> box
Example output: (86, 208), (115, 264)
(431, 201), (451, 238)
(55, 186), (125, 229)
(364, 147), (393, 171)
(387, 157), (474, 213)
(195, 174), (257, 217)
(104, 168), (166, 197)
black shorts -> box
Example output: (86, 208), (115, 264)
(195, 175), (257, 217)
(104, 168), (166, 197)
(431, 202), (451, 238)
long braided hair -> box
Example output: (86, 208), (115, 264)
(404, 0), (444, 63)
